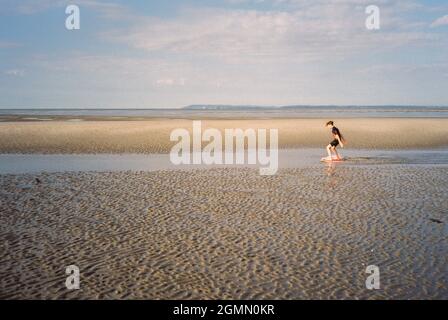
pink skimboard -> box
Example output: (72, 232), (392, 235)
(320, 156), (346, 163)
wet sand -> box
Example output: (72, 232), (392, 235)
(1, 118), (448, 153)
(0, 166), (446, 299)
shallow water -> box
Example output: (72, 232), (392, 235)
(1, 149), (448, 174)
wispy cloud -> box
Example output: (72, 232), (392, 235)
(101, 2), (440, 65)
(0, 0), (132, 19)
(1, 0), (448, 107)
(4, 69), (25, 76)
(431, 15), (448, 28)
(0, 41), (21, 48)
(357, 63), (448, 74)
(156, 78), (187, 87)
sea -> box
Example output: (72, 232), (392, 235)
(0, 105), (448, 119)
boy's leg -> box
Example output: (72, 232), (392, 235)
(326, 144), (333, 158)
(332, 147), (341, 160)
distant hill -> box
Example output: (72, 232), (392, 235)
(183, 105), (368, 111)
(183, 105), (445, 111)
(183, 105), (277, 110)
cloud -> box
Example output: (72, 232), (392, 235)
(0, 0), (132, 19)
(431, 15), (448, 28)
(4, 69), (25, 76)
(156, 78), (186, 87)
(0, 41), (21, 48)
(101, 2), (439, 65)
(357, 63), (448, 75)
(2, 0), (448, 107)
(33, 54), (195, 88)
(0, 0), (55, 14)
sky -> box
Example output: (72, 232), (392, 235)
(0, 0), (447, 108)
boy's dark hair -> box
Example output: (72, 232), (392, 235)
(326, 121), (334, 126)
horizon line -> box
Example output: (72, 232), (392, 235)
(1, 105), (448, 110)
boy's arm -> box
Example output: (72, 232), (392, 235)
(337, 135), (344, 147)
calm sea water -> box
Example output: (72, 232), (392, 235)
(1, 106), (448, 118)
(1, 149), (448, 174)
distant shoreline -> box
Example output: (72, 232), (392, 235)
(1, 105), (448, 121)
(1, 105), (448, 110)
(3, 116), (448, 122)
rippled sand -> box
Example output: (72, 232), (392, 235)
(0, 166), (447, 299)
(1, 118), (448, 153)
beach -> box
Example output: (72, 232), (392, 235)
(1, 118), (448, 154)
(0, 116), (447, 300)
(3, 0), (448, 304)
(0, 167), (447, 299)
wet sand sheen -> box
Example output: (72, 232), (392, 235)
(0, 166), (446, 299)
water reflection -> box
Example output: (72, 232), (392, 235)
(324, 161), (342, 189)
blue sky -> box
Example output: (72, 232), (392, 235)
(0, 0), (447, 108)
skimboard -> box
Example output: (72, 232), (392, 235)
(320, 157), (345, 163)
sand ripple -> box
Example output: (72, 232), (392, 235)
(0, 166), (447, 299)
